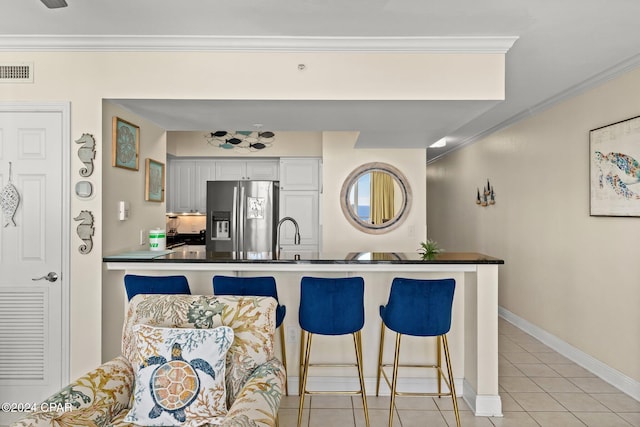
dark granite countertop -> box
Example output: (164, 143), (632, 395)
(103, 250), (503, 264)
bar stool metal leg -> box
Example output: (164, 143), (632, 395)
(279, 325), (288, 396)
(354, 330), (370, 427)
(376, 320), (385, 396)
(442, 335), (461, 427)
(299, 329), (306, 396)
(389, 332), (402, 427)
(437, 335), (442, 396)
(297, 332), (313, 427)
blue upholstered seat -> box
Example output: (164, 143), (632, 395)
(377, 277), (460, 427)
(379, 277), (455, 337)
(299, 276), (365, 335)
(123, 274), (191, 301)
(212, 275), (288, 396)
(213, 275), (286, 328)
(298, 276), (369, 427)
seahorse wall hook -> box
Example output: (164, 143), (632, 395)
(74, 210), (94, 254)
(75, 133), (96, 177)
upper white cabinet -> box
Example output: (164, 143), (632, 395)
(194, 161), (216, 212)
(279, 157), (320, 190)
(168, 158), (279, 213)
(168, 159), (196, 213)
(215, 159), (279, 181)
(167, 159), (215, 213)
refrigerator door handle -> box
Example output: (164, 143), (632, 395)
(232, 185), (238, 252)
(239, 184), (245, 254)
(238, 183), (245, 256)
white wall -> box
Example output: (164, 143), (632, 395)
(427, 66), (640, 385)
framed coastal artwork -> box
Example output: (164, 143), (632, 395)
(112, 116), (139, 170)
(590, 115), (640, 216)
(145, 158), (165, 202)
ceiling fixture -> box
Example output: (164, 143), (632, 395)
(429, 137), (447, 148)
(40, 0), (68, 9)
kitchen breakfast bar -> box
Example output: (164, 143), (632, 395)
(104, 251), (504, 417)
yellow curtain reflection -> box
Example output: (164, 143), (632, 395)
(370, 171), (395, 225)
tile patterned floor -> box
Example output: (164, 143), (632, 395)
(278, 318), (640, 426)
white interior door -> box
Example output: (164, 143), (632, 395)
(0, 105), (69, 424)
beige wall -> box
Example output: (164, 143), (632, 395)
(0, 48), (503, 379)
(101, 101), (167, 362)
(427, 66), (640, 384)
(322, 132), (427, 252)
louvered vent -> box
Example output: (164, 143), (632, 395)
(0, 291), (45, 380)
(0, 62), (34, 83)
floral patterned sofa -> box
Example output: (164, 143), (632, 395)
(11, 294), (285, 427)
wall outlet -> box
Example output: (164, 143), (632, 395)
(286, 326), (298, 344)
(139, 229), (146, 246)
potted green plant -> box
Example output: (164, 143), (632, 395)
(418, 239), (443, 260)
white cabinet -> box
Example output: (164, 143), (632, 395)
(278, 158), (322, 253)
(168, 158), (279, 213)
(279, 157), (320, 190)
(194, 161), (216, 212)
(215, 159), (279, 181)
(279, 190), (319, 246)
(168, 159), (196, 213)
(167, 159), (215, 213)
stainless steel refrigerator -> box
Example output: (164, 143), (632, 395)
(206, 181), (279, 255)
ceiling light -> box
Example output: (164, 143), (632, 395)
(40, 0), (68, 8)
(429, 137), (447, 148)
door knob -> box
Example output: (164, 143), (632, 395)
(32, 272), (58, 282)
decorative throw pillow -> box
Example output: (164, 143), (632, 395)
(124, 324), (234, 427)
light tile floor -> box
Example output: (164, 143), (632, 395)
(278, 318), (640, 426)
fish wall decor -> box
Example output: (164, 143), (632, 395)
(0, 162), (20, 227)
(205, 130), (275, 152)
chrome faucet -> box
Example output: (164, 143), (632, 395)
(276, 216), (301, 259)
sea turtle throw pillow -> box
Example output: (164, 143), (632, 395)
(124, 324), (234, 426)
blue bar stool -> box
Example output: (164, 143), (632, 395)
(376, 277), (460, 427)
(213, 275), (289, 396)
(123, 274), (191, 301)
(298, 276), (369, 427)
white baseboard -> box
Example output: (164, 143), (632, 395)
(462, 379), (503, 416)
(499, 306), (640, 402)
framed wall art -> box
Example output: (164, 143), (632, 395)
(590, 115), (640, 216)
(112, 116), (139, 170)
(145, 158), (165, 202)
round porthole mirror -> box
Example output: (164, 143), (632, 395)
(340, 162), (412, 234)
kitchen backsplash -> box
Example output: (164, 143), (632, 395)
(166, 215), (206, 233)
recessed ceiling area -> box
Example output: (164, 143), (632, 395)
(110, 99), (501, 150)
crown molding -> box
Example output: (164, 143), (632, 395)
(427, 51), (640, 165)
(0, 35), (518, 53)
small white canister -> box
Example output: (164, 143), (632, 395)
(149, 228), (166, 251)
